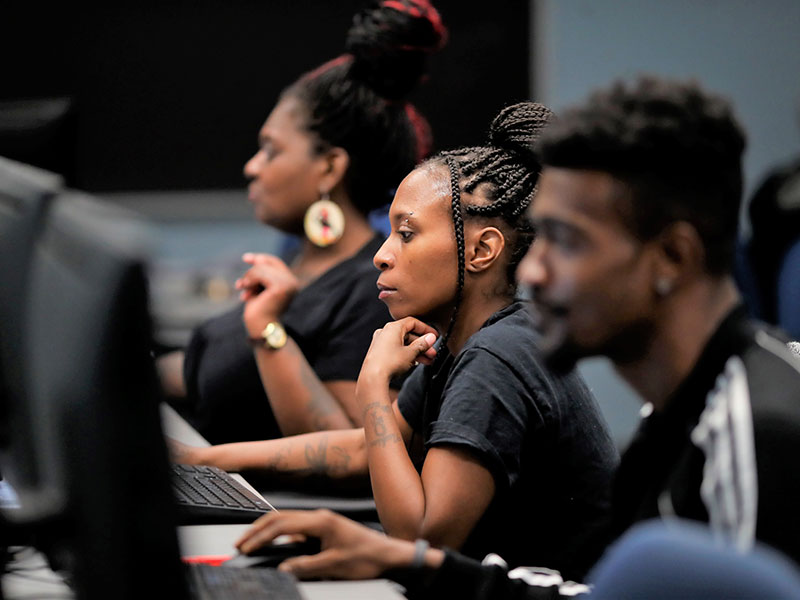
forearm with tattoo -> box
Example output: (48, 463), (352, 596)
(201, 429), (366, 479)
(363, 402), (403, 448)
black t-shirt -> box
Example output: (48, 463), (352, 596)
(174, 235), (392, 444)
(397, 302), (619, 580)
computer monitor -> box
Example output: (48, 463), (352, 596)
(0, 156), (61, 455)
(0, 185), (188, 599)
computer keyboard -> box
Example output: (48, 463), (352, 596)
(187, 563), (304, 600)
(172, 464), (273, 524)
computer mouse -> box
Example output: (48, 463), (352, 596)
(222, 553), (275, 569)
(223, 535), (322, 569)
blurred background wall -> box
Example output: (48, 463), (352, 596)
(2, 1), (529, 192)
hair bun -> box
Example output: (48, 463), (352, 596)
(345, 0), (448, 100)
(489, 102), (554, 161)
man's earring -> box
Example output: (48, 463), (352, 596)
(655, 277), (674, 297)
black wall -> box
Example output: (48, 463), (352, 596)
(4, 1), (530, 192)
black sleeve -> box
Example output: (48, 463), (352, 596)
(396, 365), (428, 431)
(398, 550), (567, 600)
(429, 347), (542, 490)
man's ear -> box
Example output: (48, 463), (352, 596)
(318, 147), (350, 193)
(465, 226), (506, 273)
(652, 221), (705, 294)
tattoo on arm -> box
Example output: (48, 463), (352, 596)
(363, 402), (402, 448)
(260, 437), (352, 479)
(265, 444), (291, 471)
(301, 436), (352, 476)
(304, 435), (329, 474)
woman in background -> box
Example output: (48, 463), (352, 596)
(161, 0), (447, 444)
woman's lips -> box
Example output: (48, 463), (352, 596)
(377, 283), (397, 300)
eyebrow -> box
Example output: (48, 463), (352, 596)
(390, 211), (418, 224)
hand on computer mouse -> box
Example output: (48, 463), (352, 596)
(235, 509), (441, 580)
(221, 533), (322, 570)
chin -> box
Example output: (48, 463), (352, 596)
(383, 302), (407, 321)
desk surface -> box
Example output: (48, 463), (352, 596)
(2, 407), (404, 600)
(160, 403), (404, 600)
(2, 546), (406, 600)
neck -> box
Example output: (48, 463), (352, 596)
(291, 194), (375, 284)
(614, 275), (741, 411)
(442, 287), (512, 356)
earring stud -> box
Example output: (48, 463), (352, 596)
(655, 278), (674, 297)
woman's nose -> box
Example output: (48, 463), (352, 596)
(373, 240), (394, 271)
(243, 151), (261, 179)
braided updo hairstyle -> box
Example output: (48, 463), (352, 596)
(282, 0), (447, 216)
(428, 101), (554, 350)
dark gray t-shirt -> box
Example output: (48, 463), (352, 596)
(398, 302), (618, 580)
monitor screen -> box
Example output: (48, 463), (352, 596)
(0, 182), (188, 598)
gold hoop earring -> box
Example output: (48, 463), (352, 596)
(304, 193), (345, 247)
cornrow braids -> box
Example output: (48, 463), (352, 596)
(437, 156), (466, 354)
(427, 102), (553, 356)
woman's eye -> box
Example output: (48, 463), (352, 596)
(261, 143), (276, 161)
(398, 230), (414, 242)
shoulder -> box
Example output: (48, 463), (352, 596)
(738, 326), (800, 417)
(693, 323), (800, 477)
(443, 303), (562, 406)
(456, 302), (552, 383)
(690, 323), (800, 553)
(696, 323), (800, 426)
(463, 302), (540, 355)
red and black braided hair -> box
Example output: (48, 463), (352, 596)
(282, 0), (447, 216)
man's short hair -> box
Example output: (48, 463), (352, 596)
(537, 76), (746, 275)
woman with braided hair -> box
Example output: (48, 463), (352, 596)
(352, 101), (617, 579)
(162, 0), (447, 445)
(173, 101), (618, 579)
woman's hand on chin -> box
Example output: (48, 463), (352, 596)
(360, 317), (438, 383)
